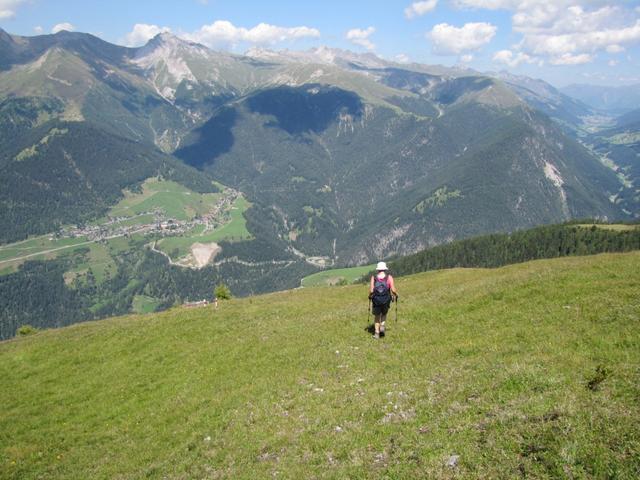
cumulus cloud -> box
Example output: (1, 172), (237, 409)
(395, 53), (411, 63)
(549, 53), (593, 65)
(492, 49), (536, 67)
(606, 44), (624, 54)
(34, 25), (43, 34)
(460, 54), (474, 63)
(346, 27), (376, 51)
(0, 0), (26, 19)
(454, 1), (640, 66)
(522, 20), (640, 61)
(185, 20), (320, 48)
(429, 22), (497, 55)
(453, 0), (515, 8)
(123, 23), (172, 47)
(51, 23), (75, 34)
(404, 0), (438, 19)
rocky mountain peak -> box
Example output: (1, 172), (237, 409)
(140, 32), (208, 56)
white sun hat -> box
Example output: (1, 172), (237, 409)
(376, 261), (388, 271)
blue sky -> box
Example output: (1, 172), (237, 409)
(1, 0), (640, 87)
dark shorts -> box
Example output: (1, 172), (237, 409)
(372, 303), (390, 316)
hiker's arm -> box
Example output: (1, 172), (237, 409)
(369, 276), (374, 295)
(389, 275), (398, 297)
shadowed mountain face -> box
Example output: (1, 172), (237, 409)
(175, 107), (238, 169)
(247, 85), (364, 135)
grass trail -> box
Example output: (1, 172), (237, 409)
(1, 253), (639, 479)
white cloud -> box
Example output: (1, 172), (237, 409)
(0, 0), (26, 19)
(608, 59), (618, 66)
(492, 49), (535, 67)
(549, 53), (593, 65)
(453, 0), (517, 10)
(523, 20), (640, 60)
(455, 1), (640, 66)
(429, 22), (497, 55)
(460, 54), (474, 63)
(395, 53), (411, 63)
(606, 44), (624, 54)
(404, 1), (438, 19)
(34, 25), (43, 34)
(123, 23), (171, 47)
(185, 20), (320, 48)
(52, 23), (75, 34)
(346, 26), (376, 51)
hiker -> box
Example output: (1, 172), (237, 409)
(369, 261), (398, 339)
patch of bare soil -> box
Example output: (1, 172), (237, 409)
(191, 242), (221, 268)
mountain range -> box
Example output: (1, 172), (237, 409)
(0, 28), (636, 296)
(561, 83), (640, 115)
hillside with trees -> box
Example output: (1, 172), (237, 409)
(390, 223), (640, 276)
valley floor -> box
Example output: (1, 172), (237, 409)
(1, 252), (639, 478)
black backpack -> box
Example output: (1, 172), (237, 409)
(371, 275), (391, 307)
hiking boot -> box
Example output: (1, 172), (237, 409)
(373, 332), (380, 339)
(380, 325), (385, 336)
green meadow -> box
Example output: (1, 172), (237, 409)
(106, 178), (222, 223)
(576, 223), (639, 232)
(155, 196), (252, 259)
(0, 236), (91, 274)
(1, 252), (638, 479)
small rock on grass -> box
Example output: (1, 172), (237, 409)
(446, 455), (459, 468)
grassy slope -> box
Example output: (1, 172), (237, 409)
(1, 253), (639, 479)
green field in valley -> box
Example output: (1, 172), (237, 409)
(301, 264), (376, 287)
(0, 179), (245, 275)
(155, 196), (252, 259)
(1, 252), (638, 479)
(106, 178), (222, 223)
(0, 236), (91, 274)
(576, 223), (639, 232)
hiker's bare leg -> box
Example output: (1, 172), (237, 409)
(380, 313), (387, 334)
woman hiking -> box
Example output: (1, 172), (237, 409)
(369, 261), (398, 339)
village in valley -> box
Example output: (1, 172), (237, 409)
(55, 187), (242, 245)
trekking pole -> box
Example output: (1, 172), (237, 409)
(367, 298), (371, 325)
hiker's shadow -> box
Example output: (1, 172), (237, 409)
(364, 324), (375, 334)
